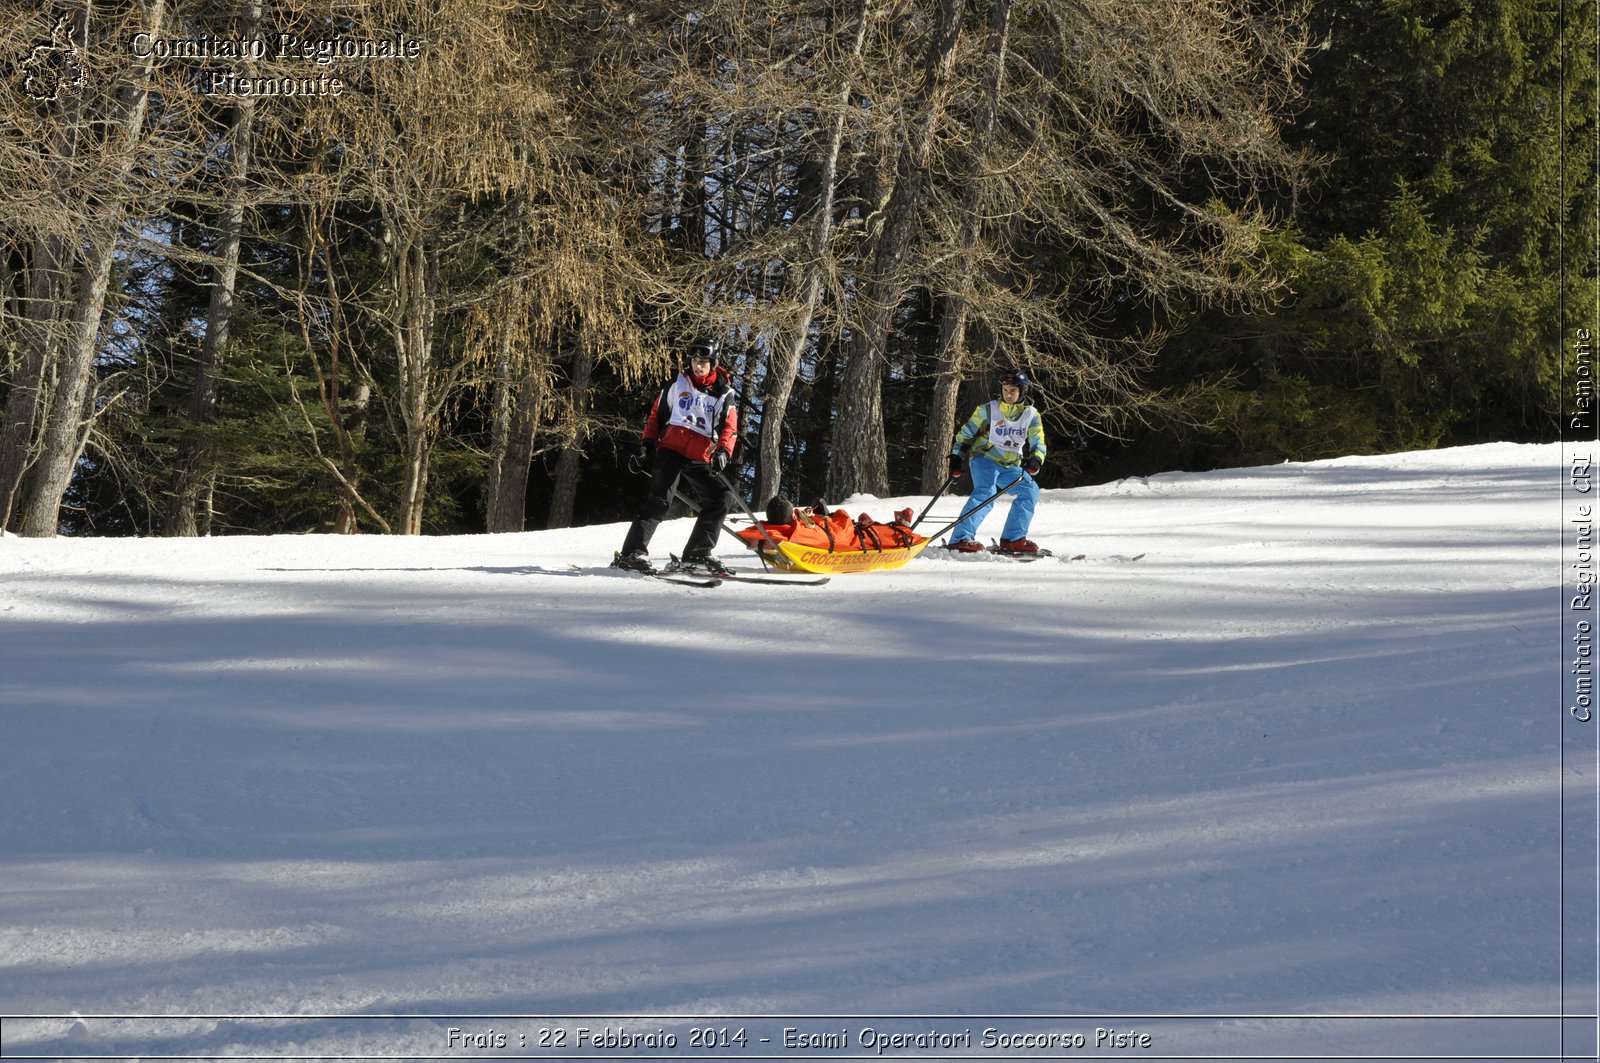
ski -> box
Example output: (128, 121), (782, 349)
(989, 541), (1054, 561)
(719, 570), (831, 586)
(933, 547), (1050, 563)
(581, 562), (722, 587)
(647, 572), (723, 587)
(662, 555), (828, 586)
(938, 545), (1148, 564)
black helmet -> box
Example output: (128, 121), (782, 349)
(998, 369), (1030, 398)
(687, 335), (720, 366)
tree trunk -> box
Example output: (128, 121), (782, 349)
(166, 0), (261, 536)
(805, 328), (841, 502)
(922, 0), (1012, 493)
(393, 239), (439, 536)
(330, 382), (372, 534)
(19, 0), (167, 537)
(827, 0), (963, 501)
(755, 0), (870, 504)
(680, 117), (709, 256)
(0, 6), (89, 531)
(0, 238), (65, 531)
(546, 340), (594, 530)
(485, 325), (544, 533)
(295, 202), (383, 535)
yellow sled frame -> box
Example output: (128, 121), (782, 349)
(760, 536), (932, 574)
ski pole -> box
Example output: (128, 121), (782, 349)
(910, 473), (959, 531)
(668, 481), (750, 543)
(712, 467), (789, 560)
(634, 449), (751, 548)
(921, 477), (1024, 544)
(653, 461), (784, 567)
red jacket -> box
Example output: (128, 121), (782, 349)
(642, 366), (739, 463)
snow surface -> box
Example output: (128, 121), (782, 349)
(0, 442), (1592, 1062)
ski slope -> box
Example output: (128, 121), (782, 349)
(0, 442), (1589, 1062)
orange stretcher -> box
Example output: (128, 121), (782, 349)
(733, 507), (931, 574)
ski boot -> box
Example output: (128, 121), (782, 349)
(670, 551), (731, 577)
(611, 550), (656, 574)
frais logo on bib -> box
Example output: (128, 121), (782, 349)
(670, 381), (721, 435)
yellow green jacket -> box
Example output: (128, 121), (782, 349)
(951, 400), (1047, 467)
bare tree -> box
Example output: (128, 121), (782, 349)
(298, 0), (563, 534)
(828, 0), (965, 500)
(480, 286), (549, 534)
(165, 0), (264, 535)
(546, 338), (594, 530)
(921, 0), (1011, 492)
(0, 6), (86, 530)
(753, 0), (871, 503)
(1, 0), (183, 536)
(0, 0), (1311, 536)
(844, 0), (1310, 497)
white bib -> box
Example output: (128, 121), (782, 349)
(986, 400), (1036, 456)
(666, 373), (727, 440)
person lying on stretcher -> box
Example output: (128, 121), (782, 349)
(733, 496), (925, 554)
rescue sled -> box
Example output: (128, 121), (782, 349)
(733, 506), (931, 575)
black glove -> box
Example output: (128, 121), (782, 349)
(712, 449), (730, 472)
(1022, 453), (1041, 475)
(627, 442), (653, 475)
(947, 453), (965, 479)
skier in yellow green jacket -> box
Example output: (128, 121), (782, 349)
(945, 369), (1047, 554)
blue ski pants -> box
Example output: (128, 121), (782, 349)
(949, 454), (1038, 544)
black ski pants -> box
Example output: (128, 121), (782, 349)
(620, 448), (731, 558)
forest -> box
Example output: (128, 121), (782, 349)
(1, 0), (1595, 537)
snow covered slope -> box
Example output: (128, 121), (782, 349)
(1, 442), (1589, 1061)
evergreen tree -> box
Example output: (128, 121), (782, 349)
(1107, 0), (1592, 478)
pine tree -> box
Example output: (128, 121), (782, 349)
(1124, 0), (1591, 474)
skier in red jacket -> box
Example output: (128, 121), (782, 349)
(612, 337), (740, 575)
